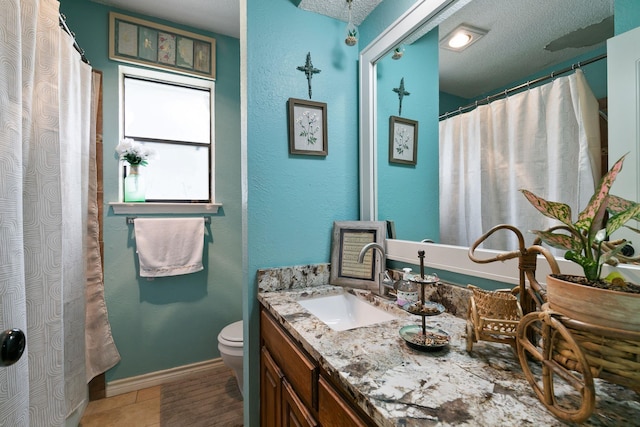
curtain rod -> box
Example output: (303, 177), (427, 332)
(59, 13), (90, 65)
(439, 53), (607, 120)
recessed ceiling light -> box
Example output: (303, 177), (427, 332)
(440, 24), (488, 52)
(448, 32), (472, 48)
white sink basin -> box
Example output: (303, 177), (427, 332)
(297, 292), (397, 331)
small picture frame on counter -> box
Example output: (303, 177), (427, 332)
(330, 221), (387, 289)
(389, 116), (418, 165)
(288, 98), (328, 156)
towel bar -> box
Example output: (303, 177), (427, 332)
(126, 216), (210, 224)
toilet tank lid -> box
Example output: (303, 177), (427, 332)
(220, 320), (243, 342)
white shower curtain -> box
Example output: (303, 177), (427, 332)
(0, 0), (112, 424)
(439, 70), (601, 250)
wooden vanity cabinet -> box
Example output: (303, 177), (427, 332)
(260, 347), (283, 426)
(260, 309), (318, 427)
(317, 377), (369, 427)
(282, 379), (318, 427)
(260, 306), (374, 427)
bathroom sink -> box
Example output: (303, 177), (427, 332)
(297, 292), (397, 331)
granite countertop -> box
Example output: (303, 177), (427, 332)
(257, 276), (639, 426)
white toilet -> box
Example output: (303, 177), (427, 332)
(217, 320), (244, 397)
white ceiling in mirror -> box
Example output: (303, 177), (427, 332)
(435, 0), (614, 98)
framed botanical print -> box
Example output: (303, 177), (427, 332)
(288, 98), (328, 156)
(389, 116), (418, 165)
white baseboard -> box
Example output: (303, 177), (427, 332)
(106, 358), (224, 397)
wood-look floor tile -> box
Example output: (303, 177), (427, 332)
(80, 365), (242, 426)
(82, 391), (138, 416)
(79, 396), (160, 427)
(136, 385), (161, 402)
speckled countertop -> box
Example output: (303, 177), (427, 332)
(257, 265), (640, 427)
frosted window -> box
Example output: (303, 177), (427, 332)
(120, 66), (214, 203)
(140, 142), (209, 201)
(125, 78), (210, 144)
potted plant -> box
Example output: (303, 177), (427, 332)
(521, 154), (640, 331)
(345, 29), (358, 46)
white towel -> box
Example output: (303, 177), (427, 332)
(134, 218), (205, 277)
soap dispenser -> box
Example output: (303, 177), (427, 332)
(396, 268), (418, 306)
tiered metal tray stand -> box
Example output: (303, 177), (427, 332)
(399, 250), (449, 351)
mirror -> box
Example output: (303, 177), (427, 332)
(361, 0), (613, 248)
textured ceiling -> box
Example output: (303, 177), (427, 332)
(88, 0), (379, 37)
(297, 0), (382, 25)
(88, 0), (614, 99)
(436, 0), (614, 98)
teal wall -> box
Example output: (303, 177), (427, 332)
(60, 0), (242, 382)
(245, 0), (360, 423)
(440, 91), (467, 117)
(615, 0), (640, 34)
(377, 30), (440, 242)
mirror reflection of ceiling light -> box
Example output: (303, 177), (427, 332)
(440, 24), (488, 52)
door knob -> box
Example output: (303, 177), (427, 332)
(0, 328), (26, 367)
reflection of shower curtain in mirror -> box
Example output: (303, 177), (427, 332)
(439, 70), (601, 251)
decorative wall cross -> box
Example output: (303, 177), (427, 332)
(393, 77), (410, 116)
(297, 52), (321, 99)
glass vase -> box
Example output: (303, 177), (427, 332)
(124, 164), (146, 202)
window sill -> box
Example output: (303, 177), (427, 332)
(110, 202), (221, 215)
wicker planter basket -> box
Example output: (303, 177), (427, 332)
(517, 307), (640, 423)
(546, 274), (640, 333)
(553, 324), (640, 389)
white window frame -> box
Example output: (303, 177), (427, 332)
(111, 65), (221, 214)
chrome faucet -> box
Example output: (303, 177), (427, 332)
(358, 243), (395, 298)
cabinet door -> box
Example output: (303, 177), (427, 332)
(261, 347), (283, 427)
(318, 377), (371, 427)
(261, 310), (317, 410)
(282, 379), (318, 427)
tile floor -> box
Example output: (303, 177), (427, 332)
(79, 386), (162, 427)
(78, 365), (244, 427)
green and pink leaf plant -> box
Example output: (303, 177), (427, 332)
(521, 154), (640, 288)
